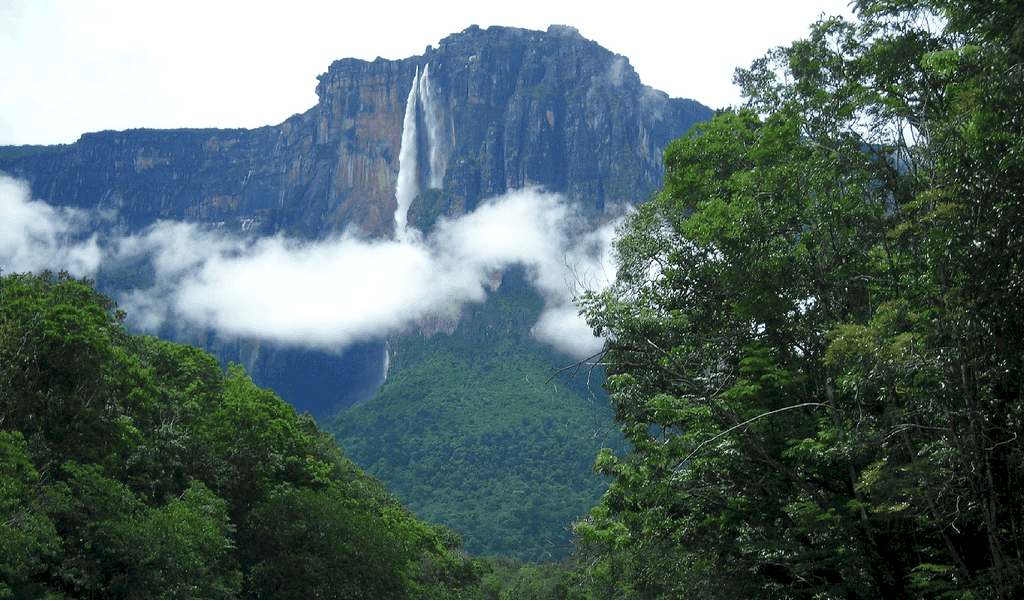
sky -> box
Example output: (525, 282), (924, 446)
(1, 0), (856, 146)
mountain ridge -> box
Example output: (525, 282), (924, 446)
(0, 24), (711, 416)
(0, 24), (711, 238)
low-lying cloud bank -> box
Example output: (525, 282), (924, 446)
(0, 174), (618, 359)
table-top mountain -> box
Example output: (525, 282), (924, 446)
(0, 25), (713, 562)
(1, 25), (711, 238)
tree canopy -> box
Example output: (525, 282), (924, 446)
(576, 1), (1024, 598)
(0, 271), (479, 600)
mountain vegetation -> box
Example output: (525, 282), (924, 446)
(0, 271), (479, 599)
(325, 268), (614, 562)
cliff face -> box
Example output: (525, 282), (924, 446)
(1, 25), (711, 238)
(0, 27), (715, 549)
(0, 25), (712, 415)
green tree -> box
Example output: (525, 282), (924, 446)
(0, 270), (487, 599)
(0, 271), (141, 470)
(0, 431), (60, 599)
(578, 1), (1024, 598)
(243, 485), (407, 600)
(580, 105), (895, 599)
(44, 462), (239, 600)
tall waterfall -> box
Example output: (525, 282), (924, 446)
(394, 64), (444, 236)
(394, 67), (421, 236)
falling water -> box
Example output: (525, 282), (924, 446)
(394, 64), (445, 236)
(394, 67), (420, 236)
(418, 64), (446, 189)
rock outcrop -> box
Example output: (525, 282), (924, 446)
(1, 25), (711, 239)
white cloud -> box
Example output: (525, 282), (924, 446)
(0, 174), (103, 276)
(1, 176), (616, 358)
(530, 218), (619, 358)
(167, 233), (439, 349)
(117, 220), (246, 279)
(144, 190), (619, 357)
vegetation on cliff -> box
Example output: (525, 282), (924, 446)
(325, 268), (613, 562)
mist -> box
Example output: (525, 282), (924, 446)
(0, 175), (104, 276)
(1, 174), (617, 359)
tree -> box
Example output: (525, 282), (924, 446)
(580, 105), (899, 600)
(0, 431), (60, 599)
(0, 271), (140, 470)
(243, 485), (407, 600)
(0, 270), (486, 598)
(578, 1), (1024, 598)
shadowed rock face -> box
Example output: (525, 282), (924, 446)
(0, 25), (713, 415)
(1, 25), (711, 239)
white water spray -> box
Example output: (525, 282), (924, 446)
(418, 64), (446, 189)
(394, 67), (421, 236)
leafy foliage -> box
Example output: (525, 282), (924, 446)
(576, 1), (1024, 598)
(0, 270), (478, 599)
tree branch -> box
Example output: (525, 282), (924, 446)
(674, 402), (828, 470)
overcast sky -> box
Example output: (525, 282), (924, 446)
(2, 0), (855, 146)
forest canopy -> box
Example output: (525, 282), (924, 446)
(0, 270), (480, 600)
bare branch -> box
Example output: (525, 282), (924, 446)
(674, 402), (829, 470)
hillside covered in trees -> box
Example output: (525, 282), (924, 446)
(325, 268), (613, 562)
(0, 271), (487, 599)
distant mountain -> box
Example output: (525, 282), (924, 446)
(0, 24), (709, 237)
(0, 24), (710, 412)
(0, 24), (711, 559)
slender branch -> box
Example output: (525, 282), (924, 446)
(546, 350), (606, 385)
(674, 402), (828, 470)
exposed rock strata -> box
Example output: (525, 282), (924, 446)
(1, 25), (712, 239)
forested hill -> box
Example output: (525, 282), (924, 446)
(0, 271), (483, 599)
(326, 267), (615, 562)
(0, 270), (609, 599)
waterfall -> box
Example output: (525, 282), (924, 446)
(394, 64), (445, 236)
(394, 67), (420, 236)
(418, 64), (445, 189)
